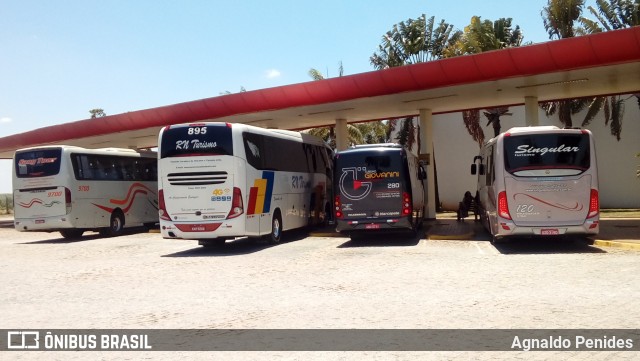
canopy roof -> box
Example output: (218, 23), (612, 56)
(1, 27), (639, 158)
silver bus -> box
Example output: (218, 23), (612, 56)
(471, 126), (599, 242)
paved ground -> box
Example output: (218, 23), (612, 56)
(0, 214), (639, 360)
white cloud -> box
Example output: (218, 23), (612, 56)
(265, 69), (281, 79)
(0, 117), (12, 124)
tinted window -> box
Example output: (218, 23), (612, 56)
(243, 131), (323, 173)
(71, 154), (157, 181)
(15, 148), (62, 178)
(504, 133), (590, 173)
(160, 124), (233, 159)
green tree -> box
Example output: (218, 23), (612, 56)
(89, 108), (106, 118)
(581, 0), (640, 139)
(370, 14), (461, 211)
(542, 0), (586, 38)
(370, 14), (461, 150)
(446, 17), (522, 145)
(370, 14), (461, 68)
(582, 0), (640, 31)
(540, 0), (624, 136)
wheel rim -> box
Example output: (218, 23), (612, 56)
(112, 215), (123, 232)
(273, 218), (281, 239)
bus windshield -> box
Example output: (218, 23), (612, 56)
(159, 124), (234, 158)
(503, 133), (590, 174)
(15, 148), (63, 178)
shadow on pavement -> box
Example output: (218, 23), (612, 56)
(490, 236), (606, 255)
(337, 231), (422, 248)
(162, 230), (309, 258)
(19, 227), (154, 245)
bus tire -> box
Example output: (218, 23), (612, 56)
(101, 210), (125, 237)
(268, 211), (282, 244)
(60, 229), (84, 239)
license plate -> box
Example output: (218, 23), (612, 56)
(365, 224), (380, 229)
(541, 228), (559, 235)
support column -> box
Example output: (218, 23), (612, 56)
(419, 109), (437, 219)
(335, 119), (349, 151)
(525, 96), (539, 126)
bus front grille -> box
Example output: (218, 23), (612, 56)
(167, 171), (228, 186)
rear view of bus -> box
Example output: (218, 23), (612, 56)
(476, 126), (599, 241)
(157, 123), (243, 242)
(333, 144), (425, 238)
(13, 147), (70, 231)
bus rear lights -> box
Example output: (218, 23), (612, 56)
(334, 195), (343, 219)
(386, 219), (398, 223)
(227, 187), (244, 219)
(158, 190), (172, 221)
(348, 221), (359, 225)
(498, 191), (512, 220)
(402, 192), (412, 216)
(589, 221), (599, 230)
(500, 223), (511, 230)
(65, 187), (72, 214)
(587, 189), (599, 219)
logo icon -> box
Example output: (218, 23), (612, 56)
(339, 167), (373, 201)
(7, 331), (40, 349)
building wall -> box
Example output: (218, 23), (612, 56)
(432, 98), (640, 210)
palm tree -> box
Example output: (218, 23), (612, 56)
(581, 0), (640, 139)
(484, 107), (512, 138)
(370, 14), (461, 149)
(370, 14), (461, 68)
(539, 0), (628, 139)
(542, 0), (586, 39)
(304, 62), (377, 148)
(370, 14), (461, 211)
(446, 17), (522, 145)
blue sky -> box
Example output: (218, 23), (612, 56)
(0, 0), (597, 193)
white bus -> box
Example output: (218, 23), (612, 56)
(13, 146), (158, 239)
(157, 122), (333, 246)
(471, 126), (599, 242)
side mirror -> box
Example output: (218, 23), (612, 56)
(471, 164), (477, 175)
(479, 164), (486, 175)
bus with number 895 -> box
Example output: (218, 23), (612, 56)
(157, 122), (333, 246)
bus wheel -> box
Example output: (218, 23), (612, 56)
(102, 211), (125, 237)
(60, 229), (84, 239)
(268, 211), (282, 244)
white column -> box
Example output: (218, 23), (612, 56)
(525, 96), (539, 126)
(335, 119), (349, 151)
(419, 109), (436, 219)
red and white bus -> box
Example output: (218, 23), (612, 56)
(13, 146), (158, 238)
